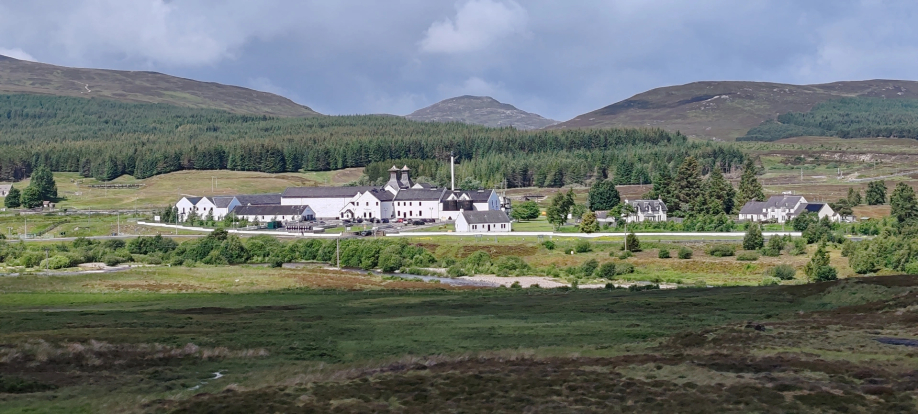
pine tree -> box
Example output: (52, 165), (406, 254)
(704, 167), (736, 215)
(588, 180), (621, 211)
(846, 187), (862, 206)
(672, 156), (703, 216)
(737, 158), (764, 208)
(29, 165), (57, 201)
(647, 165), (676, 211)
(890, 182), (918, 230)
(804, 242), (837, 282)
(579, 211), (599, 233)
(743, 223), (764, 251)
(4, 186), (21, 208)
(19, 185), (42, 208)
(866, 181), (887, 205)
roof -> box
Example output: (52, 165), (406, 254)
(461, 210), (511, 224)
(362, 188), (394, 201)
(739, 201), (767, 215)
(412, 182), (435, 189)
(626, 199), (667, 213)
(184, 196), (203, 205)
(445, 189), (494, 202)
(803, 203), (826, 213)
(394, 188), (446, 201)
(763, 195), (805, 209)
(234, 193), (282, 206)
(233, 204), (312, 217)
(0, 184), (10, 192)
(212, 196), (236, 208)
(282, 186), (376, 198)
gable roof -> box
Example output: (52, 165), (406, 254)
(444, 189), (494, 202)
(739, 201), (767, 215)
(212, 196), (236, 208)
(626, 199), (667, 213)
(233, 204), (312, 217)
(362, 188), (394, 201)
(803, 203), (826, 213)
(763, 195), (805, 209)
(282, 186), (376, 198)
(461, 210), (511, 224)
(0, 184), (10, 193)
(183, 196), (203, 205)
(234, 193), (282, 206)
(394, 188), (446, 201)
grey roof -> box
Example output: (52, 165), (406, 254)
(444, 189), (494, 202)
(413, 182), (434, 189)
(212, 196), (236, 208)
(234, 193), (282, 206)
(803, 203), (826, 213)
(461, 210), (511, 224)
(394, 188), (446, 201)
(0, 184), (10, 193)
(626, 199), (667, 213)
(739, 201), (767, 215)
(233, 204), (311, 217)
(363, 188), (395, 201)
(763, 195), (804, 209)
(282, 186), (375, 198)
(184, 196), (204, 205)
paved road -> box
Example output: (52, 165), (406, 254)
(388, 231), (803, 238)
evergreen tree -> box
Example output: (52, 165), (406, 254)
(625, 232), (641, 252)
(588, 180), (621, 211)
(736, 158), (765, 208)
(546, 205), (565, 230)
(4, 186), (21, 208)
(646, 165), (676, 211)
(890, 182), (918, 230)
(830, 199), (853, 217)
(743, 223), (764, 251)
(579, 211), (599, 233)
(703, 167), (736, 215)
(846, 187), (862, 206)
(29, 165), (57, 201)
(804, 242), (837, 282)
(866, 181), (887, 205)
(672, 156), (703, 216)
(186, 209), (200, 226)
(19, 185), (42, 208)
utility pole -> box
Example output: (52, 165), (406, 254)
(336, 236), (341, 269)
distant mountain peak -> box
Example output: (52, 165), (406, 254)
(406, 95), (558, 130)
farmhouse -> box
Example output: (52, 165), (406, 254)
(175, 196), (218, 222)
(233, 205), (315, 223)
(623, 199), (668, 223)
(455, 210), (512, 233)
(738, 195), (838, 223)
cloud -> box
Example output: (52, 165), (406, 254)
(420, 0), (527, 54)
(437, 76), (505, 98)
(0, 47), (36, 61)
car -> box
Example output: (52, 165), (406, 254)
(412, 220), (425, 226)
(356, 218), (364, 223)
(381, 218), (390, 223)
(396, 218), (404, 223)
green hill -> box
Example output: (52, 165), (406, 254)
(553, 80), (918, 140)
(0, 54), (319, 117)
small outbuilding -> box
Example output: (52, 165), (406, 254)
(455, 210), (512, 233)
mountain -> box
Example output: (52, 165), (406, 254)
(406, 95), (558, 130)
(0, 55), (319, 117)
(552, 80), (918, 140)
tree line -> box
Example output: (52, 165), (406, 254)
(738, 97), (918, 141)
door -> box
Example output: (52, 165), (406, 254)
(487, 224), (491, 231)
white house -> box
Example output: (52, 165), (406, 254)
(455, 210), (512, 233)
(175, 196), (217, 222)
(439, 189), (501, 221)
(623, 199), (668, 223)
(233, 205), (315, 223)
(0, 184), (10, 198)
(339, 188), (394, 220)
(738, 195), (838, 223)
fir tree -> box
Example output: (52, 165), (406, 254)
(890, 182), (918, 230)
(4, 186), (21, 208)
(704, 166), (736, 215)
(743, 223), (764, 251)
(866, 181), (887, 205)
(588, 180), (620, 211)
(846, 187), (862, 206)
(646, 165), (676, 211)
(19, 185), (42, 208)
(736, 158), (764, 208)
(804, 242), (837, 282)
(579, 211), (599, 233)
(673, 156), (703, 216)
(29, 165), (57, 201)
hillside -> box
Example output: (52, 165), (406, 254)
(0, 54), (319, 117)
(406, 95), (558, 130)
(553, 80), (918, 140)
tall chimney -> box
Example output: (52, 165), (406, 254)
(450, 153), (455, 192)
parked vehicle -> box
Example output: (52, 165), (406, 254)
(412, 220), (425, 226)
(381, 218), (390, 223)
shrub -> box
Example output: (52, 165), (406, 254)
(743, 223), (764, 250)
(541, 240), (556, 250)
(628, 284), (659, 292)
(496, 256), (529, 273)
(790, 238), (808, 255)
(904, 261), (918, 275)
(40, 255), (73, 269)
(814, 265), (838, 282)
(677, 247), (693, 259)
(579, 259), (599, 276)
(102, 239), (126, 250)
(574, 240), (592, 253)
(618, 251), (633, 260)
(760, 277), (780, 286)
(625, 233), (641, 252)
(658, 249), (670, 259)
(736, 252), (759, 261)
(706, 244), (736, 257)
(769, 264), (796, 280)
(596, 262), (616, 279)
(102, 254), (125, 267)
(378, 245), (403, 273)
(510, 281), (522, 289)
(446, 264), (467, 277)
(840, 240), (856, 257)
(614, 262), (634, 275)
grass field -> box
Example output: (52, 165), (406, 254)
(1, 267), (916, 412)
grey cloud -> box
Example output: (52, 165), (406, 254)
(0, 0), (915, 120)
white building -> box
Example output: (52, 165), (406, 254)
(340, 188), (394, 220)
(233, 205), (315, 223)
(281, 186), (374, 219)
(623, 199), (668, 223)
(439, 189), (501, 221)
(455, 210), (512, 233)
(738, 195), (837, 223)
(0, 184), (10, 198)
(393, 188), (447, 221)
(175, 196), (217, 222)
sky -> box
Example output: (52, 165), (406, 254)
(0, 0), (916, 120)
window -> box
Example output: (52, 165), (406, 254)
(376, 202), (379, 206)
(365, 202), (369, 206)
(410, 202), (413, 206)
(473, 225), (477, 229)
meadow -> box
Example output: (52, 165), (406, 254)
(1, 267), (916, 412)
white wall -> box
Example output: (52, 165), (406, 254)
(283, 197), (352, 219)
(456, 215), (511, 233)
(344, 192), (393, 220)
(394, 199), (440, 220)
(175, 198), (195, 222)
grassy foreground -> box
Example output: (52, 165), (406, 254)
(0, 267), (917, 412)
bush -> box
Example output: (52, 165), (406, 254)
(657, 249), (670, 259)
(596, 262), (616, 279)
(510, 281), (522, 289)
(706, 244), (736, 257)
(625, 233), (641, 252)
(618, 251), (633, 260)
(446, 264), (467, 277)
(736, 252), (760, 261)
(760, 277), (780, 286)
(102, 239), (125, 250)
(579, 259), (599, 276)
(677, 247), (693, 259)
(40, 255), (73, 269)
(614, 262), (634, 275)
(813, 265), (838, 282)
(495, 256), (529, 273)
(102, 254), (125, 267)
(541, 240), (556, 250)
(769, 264), (796, 280)
(628, 283), (659, 292)
(790, 238), (808, 255)
(574, 240), (592, 253)
(743, 223), (764, 250)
